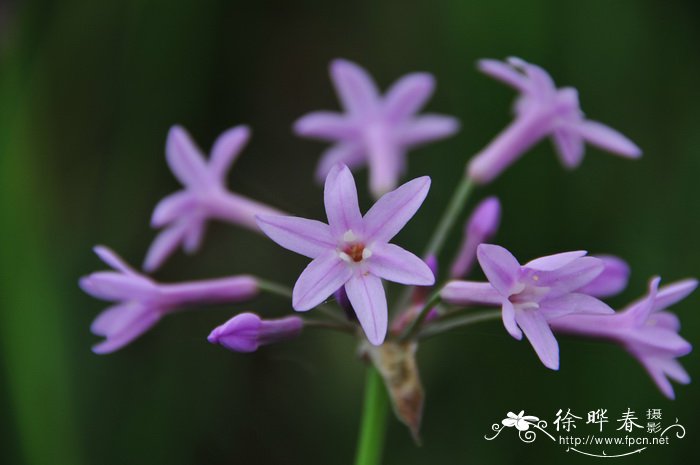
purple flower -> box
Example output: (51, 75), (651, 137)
(256, 164), (435, 345)
(449, 197), (501, 278)
(468, 57), (641, 184)
(208, 313), (303, 353)
(145, 125), (283, 272)
(80, 246), (259, 354)
(550, 277), (696, 399)
(441, 244), (613, 370)
(295, 59), (460, 197)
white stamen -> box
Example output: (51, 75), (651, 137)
(362, 248), (372, 260)
(339, 252), (352, 263)
(517, 301), (540, 311)
(343, 230), (357, 243)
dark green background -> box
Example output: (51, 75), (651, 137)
(1, 0), (698, 464)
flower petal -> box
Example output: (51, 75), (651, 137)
(365, 125), (404, 197)
(651, 279), (698, 313)
(502, 299), (522, 340)
(396, 114), (460, 147)
(515, 309), (559, 370)
(552, 127), (584, 168)
(344, 273), (388, 345)
(315, 142), (366, 183)
(209, 125), (250, 181)
(476, 244), (521, 296)
(477, 59), (528, 92)
(577, 255), (630, 298)
(294, 112), (357, 141)
(363, 176), (430, 243)
(143, 222), (189, 272)
(383, 72), (435, 121)
(637, 356), (676, 399)
(648, 311), (681, 331)
(256, 215), (335, 259)
(535, 256), (604, 298)
(576, 120), (642, 158)
(441, 281), (503, 306)
(539, 293), (613, 319)
(330, 59), (379, 116)
(292, 251), (352, 311)
(166, 126), (211, 189)
(367, 243), (435, 286)
(324, 164), (364, 237)
(93, 245), (138, 275)
(79, 272), (155, 301)
(524, 251), (587, 271)
(91, 303), (161, 354)
(150, 191), (195, 227)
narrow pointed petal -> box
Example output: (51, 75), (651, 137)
(315, 142), (366, 183)
(183, 222), (206, 253)
(367, 243), (435, 286)
(143, 222), (189, 272)
(535, 256), (604, 298)
(627, 327), (691, 355)
(660, 358), (691, 384)
(524, 251), (586, 271)
(476, 244), (521, 295)
(324, 164), (364, 237)
(627, 277), (660, 326)
(92, 305), (161, 354)
(441, 281), (503, 306)
(363, 176), (430, 242)
(330, 59), (379, 116)
(477, 59), (528, 92)
(576, 120), (642, 158)
(365, 126), (404, 197)
(539, 293), (613, 319)
(397, 115), (460, 147)
(552, 128), (584, 168)
(383, 72), (435, 121)
(256, 215), (335, 259)
(502, 299), (522, 340)
(150, 191), (194, 227)
(649, 311), (681, 331)
(292, 251), (352, 311)
(79, 272), (155, 301)
(508, 57), (556, 98)
(576, 255), (630, 298)
(294, 112), (357, 140)
(166, 126), (211, 188)
(515, 309), (559, 370)
(345, 273), (388, 345)
(651, 279), (698, 313)
(93, 245), (138, 275)
(209, 125), (250, 181)
(638, 357), (676, 399)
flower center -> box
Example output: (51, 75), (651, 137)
(338, 230), (372, 263)
(344, 243), (366, 262)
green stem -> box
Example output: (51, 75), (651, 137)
(423, 175), (474, 258)
(399, 290), (442, 341)
(392, 175), (475, 319)
(354, 365), (389, 465)
(418, 309), (501, 340)
(257, 278), (347, 323)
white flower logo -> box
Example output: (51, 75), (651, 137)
(502, 411), (539, 431)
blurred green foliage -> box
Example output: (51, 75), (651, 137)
(1, 0), (698, 464)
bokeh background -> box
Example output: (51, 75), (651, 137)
(1, 0), (699, 464)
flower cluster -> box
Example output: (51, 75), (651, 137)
(80, 56), (694, 451)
